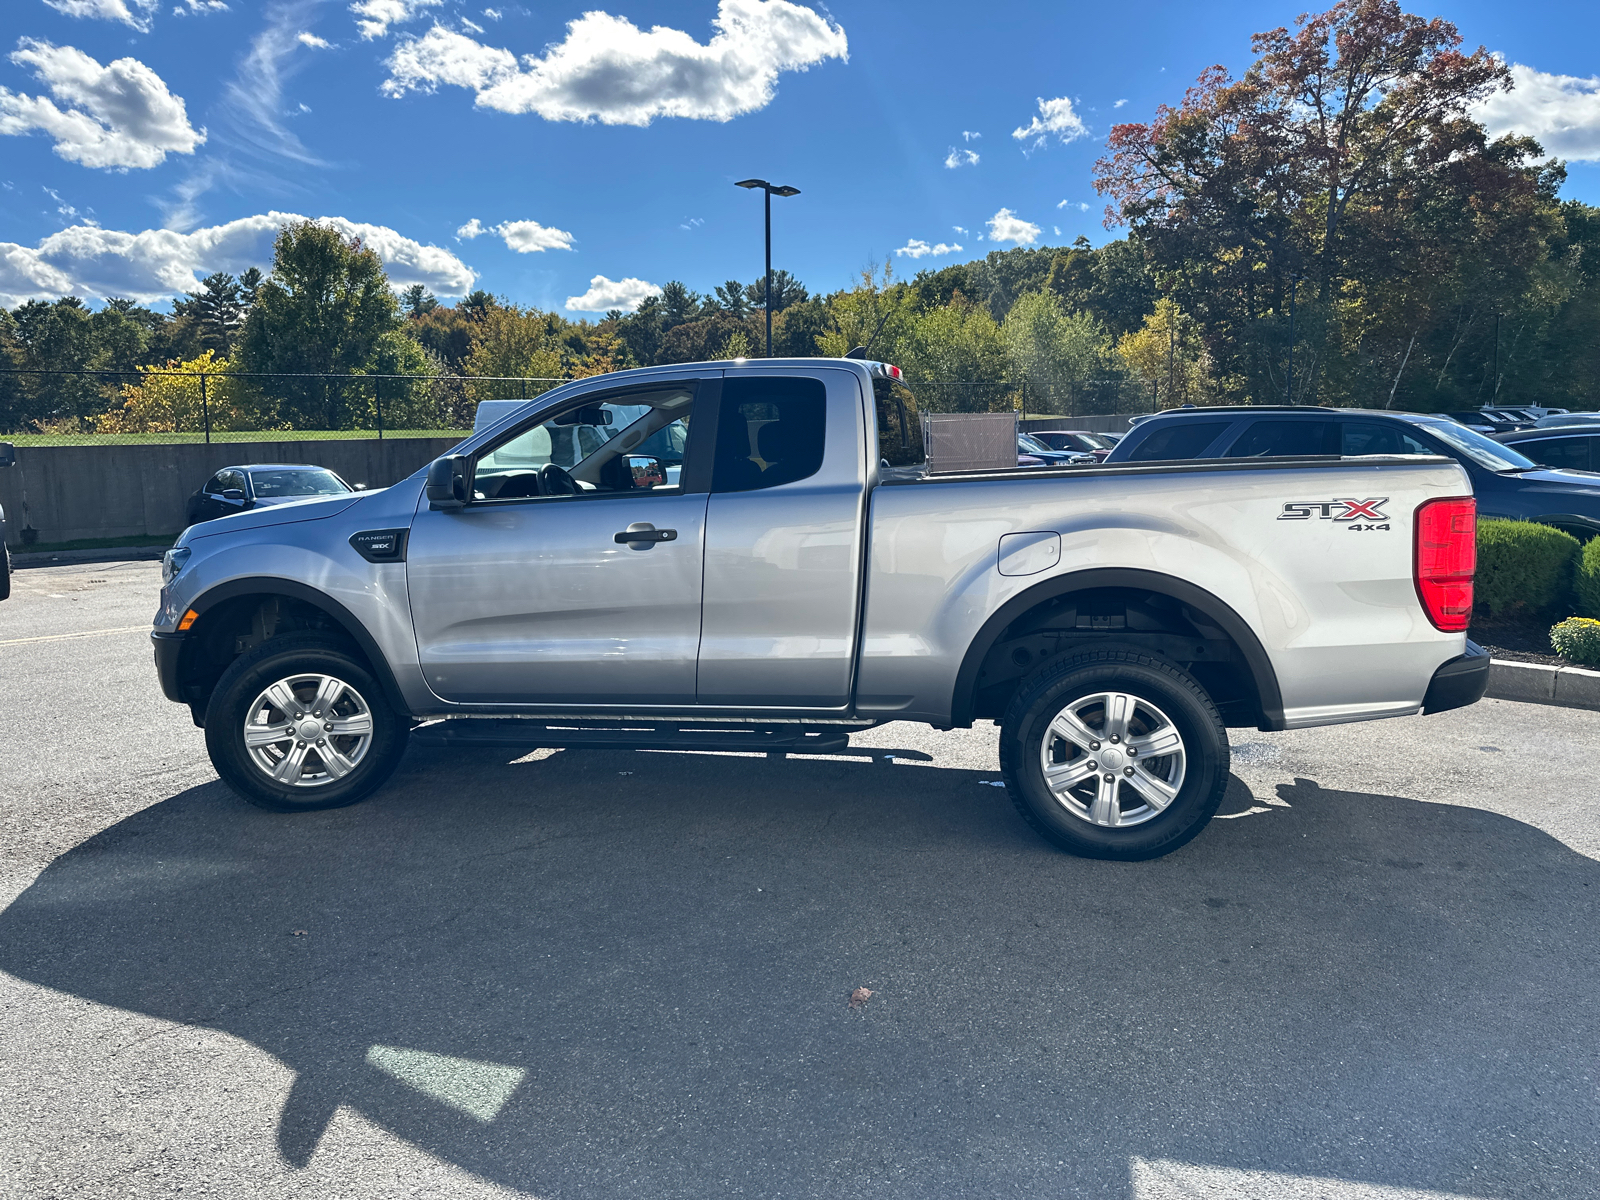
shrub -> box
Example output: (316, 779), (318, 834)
(1576, 536), (1600, 620)
(1474, 519), (1580, 617)
(1550, 618), (1600, 666)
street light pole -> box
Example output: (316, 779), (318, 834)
(1285, 273), (1300, 405)
(735, 178), (800, 357)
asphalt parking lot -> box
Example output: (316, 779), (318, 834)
(3, 559), (1599, 1200)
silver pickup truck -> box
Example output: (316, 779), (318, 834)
(152, 359), (1487, 859)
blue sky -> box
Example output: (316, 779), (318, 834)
(1, 0), (1597, 314)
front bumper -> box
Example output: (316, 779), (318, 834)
(1422, 639), (1490, 715)
(152, 630), (184, 703)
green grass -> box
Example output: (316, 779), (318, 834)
(4, 428), (470, 447)
(11, 533), (176, 554)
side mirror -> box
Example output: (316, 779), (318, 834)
(352, 482), (369, 491)
(0, 442), (14, 468)
(625, 454), (667, 489)
(222, 488), (247, 502)
(426, 455), (470, 509)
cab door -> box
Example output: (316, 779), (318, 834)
(695, 369), (867, 710)
(406, 380), (715, 706)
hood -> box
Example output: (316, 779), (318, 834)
(189, 492), (366, 541)
(1508, 468), (1600, 494)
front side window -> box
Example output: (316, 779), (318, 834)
(473, 388), (694, 501)
(218, 469), (248, 495)
(1126, 420), (1232, 461)
(1342, 421), (1434, 456)
(203, 472), (226, 494)
(1515, 436), (1592, 471)
(711, 377), (827, 493)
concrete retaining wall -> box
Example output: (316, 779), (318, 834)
(0, 437), (462, 546)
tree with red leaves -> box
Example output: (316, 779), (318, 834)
(1094, 0), (1564, 407)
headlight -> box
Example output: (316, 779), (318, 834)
(161, 546), (192, 585)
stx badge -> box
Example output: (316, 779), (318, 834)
(1278, 497), (1391, 529)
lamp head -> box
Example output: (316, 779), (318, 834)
(734, 178), (768, 190)
(770, 185), (801, 197)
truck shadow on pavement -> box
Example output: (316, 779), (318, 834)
(3, 745), (1598, 1198)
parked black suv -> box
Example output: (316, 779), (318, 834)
(1104, 406), (1600, 539)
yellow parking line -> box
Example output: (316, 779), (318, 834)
(0, 625), (150, 647)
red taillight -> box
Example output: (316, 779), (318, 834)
(1414, 497), (1476, 632)
(884, 363), (903, 379)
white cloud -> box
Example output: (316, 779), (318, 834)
(297, 32), (331, 48)
(0, 40), (205, 170)
(42, 0), (158, 32)
(679, 216), (704, 230)
(565, 273), (661, 312)
(172, 0), (227, 13)
(1113, 98), (1127, 109)
(455, 216), (486, 239)
(351, 0), (443, 41)
(894, 238), (962, 259)
(495, 219), (573, 252)
(943, 146), (978, 169)
(1056, 198), (1090, 212)
(1012, 95), (1088, 148)
(382, 0), (849, 126)
(1053, 225), (1061, 235)
(962, 129), (979, 141)
(0, 211), (475, 307)
(986, 207), (1039, 245)
(952, 225), (967, 235)
(1477, 62), (1600, 161)
(483, 7), (501, 18)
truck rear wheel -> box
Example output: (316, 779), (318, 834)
(998, 648), (1230, 860)
(204, 633), (409, 812)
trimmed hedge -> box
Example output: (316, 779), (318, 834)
(1550, 617), (1600, 666)
(1475, 519), (1581, 617)
(1577, 536), (1600, 620)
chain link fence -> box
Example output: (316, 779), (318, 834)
(0, 369), (568, 446)
(1, 367), (1169, 447)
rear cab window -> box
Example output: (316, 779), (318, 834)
(873, 376), (925, 474)
(1125, 420), (1233, 461)
(1222, 420), (1338, 457)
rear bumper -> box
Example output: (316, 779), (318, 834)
(1422, 640), (1490, 715)
(152, 631), (184, 703)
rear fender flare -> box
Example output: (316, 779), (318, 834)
(950, 567), (1285, 730)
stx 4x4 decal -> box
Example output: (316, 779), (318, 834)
(1278, 498), (1392, 531)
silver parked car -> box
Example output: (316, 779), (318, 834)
(152, 361), (1486, 860)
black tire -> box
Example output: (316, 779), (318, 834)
(0, 543), (10, 602)
(204, 633), (409, 812)
(998, 647), (1230, 860)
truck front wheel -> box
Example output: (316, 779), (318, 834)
(204, 633), (409, 812)
(998, 648), (1230, 860)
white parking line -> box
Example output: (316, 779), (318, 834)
(0, 625), (149, 647)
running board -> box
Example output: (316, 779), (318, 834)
(410, 719), (855, 755)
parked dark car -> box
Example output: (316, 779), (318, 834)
(0, 440), (13, 601)
(1016, 431), (1084, 467)
(1493, 427), (1600, 474)
(185, 464), (356, 526)
(1028, 429), (1116, 460)
(1445, 410), (1525, 433)
(1101, 406), (1600, 539)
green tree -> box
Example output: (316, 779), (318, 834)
(234, 221), (421, 428)
(1002, 292), (1115, 413)
(171, 273), (247, 357)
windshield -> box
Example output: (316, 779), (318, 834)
(1018, 433), (1052, 454)
(1419, 421), (1538, 472)
(250, 469), (350, 497)
(1077, 432), (1113, 449)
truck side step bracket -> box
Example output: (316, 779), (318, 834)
(410, 719), (854, 755)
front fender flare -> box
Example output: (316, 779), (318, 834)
(182, 577), (410, 718)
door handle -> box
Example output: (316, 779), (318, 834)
(614, 525), (677, 545)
